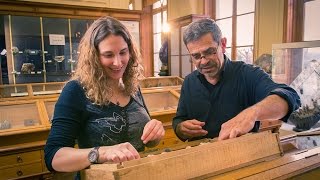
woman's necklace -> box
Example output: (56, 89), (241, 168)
(114, 92), (121, 106)
(116, 99), (120, 106)
(113, 80), (125, 106)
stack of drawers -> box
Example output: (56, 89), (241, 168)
(0, 150), (44, 180)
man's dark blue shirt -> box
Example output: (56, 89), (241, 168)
(173, 56), (301, 140)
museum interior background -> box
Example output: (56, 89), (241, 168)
(0, 0), (319, 179)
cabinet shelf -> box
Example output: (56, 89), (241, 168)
(14, 72), (43, 75)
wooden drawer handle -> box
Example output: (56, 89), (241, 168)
(17, 156), (23, 163)
(17, 170), (23, 176)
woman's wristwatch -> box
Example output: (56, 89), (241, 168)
(88, 146), (100, 164)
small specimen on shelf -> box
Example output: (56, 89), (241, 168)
(54, 55), (65, 63)
(24, 119), (35, 126)
(11, 46), (19, 55)
(0, 119), (12, 130)
(21, 63), (35, 74)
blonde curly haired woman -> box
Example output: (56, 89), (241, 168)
(45, 16), (164, 173)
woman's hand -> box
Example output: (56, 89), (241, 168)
(141, 119), (165, 146)
(99, 142), (140, 163)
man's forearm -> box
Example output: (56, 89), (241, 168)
(253, 94), (289, 121)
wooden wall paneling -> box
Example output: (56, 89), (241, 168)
(167, 0), (204, 21)
(0, 1), (142, 20)
(254, 0), (285, 59)
(280, 0), (304, 85)
(83, 131), (282, 179)
(284, 0), (304, 43)
(15, 0), (110, 8)
(140, 5), (153, 77)
(204, 0), (214, 19)
(143, 0), (158, 7)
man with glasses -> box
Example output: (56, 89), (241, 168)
(172, 18), (301, 141)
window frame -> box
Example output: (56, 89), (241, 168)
(213, 0), (256, 64)
(152, 0), (168, 76)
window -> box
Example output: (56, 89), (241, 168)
(152, 0), (167, 76)
(215, 0), (255, 64)
(303, 0), (320, 41)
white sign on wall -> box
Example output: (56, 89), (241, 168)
(49, 34), (65, 45)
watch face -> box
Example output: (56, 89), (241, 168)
(88, 150), (98, 163)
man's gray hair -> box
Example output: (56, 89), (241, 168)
(183, 18), (222, 46)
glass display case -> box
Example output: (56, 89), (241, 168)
(142, 89), (179, 123)
(0, 82), (64, 101)
(41, 98), (57, 124)
(140, 76), (183, 90)
(0, 100), (49, 135)
(0, 99), (51, 180)
(42, 17), (70, 82)
(272, 41), (320, 106)
(3, 15), (95, 84)
(141, 89), (182, 151)
(70, 19), (94, 72)
(30, 82), (64, 96)
(3, 14), (140, 85)
(272, 40), (320, 131)
(11, 16), (43, 84)
(0, 84), (29, 99)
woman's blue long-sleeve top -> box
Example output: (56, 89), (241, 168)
(44, 80), (150, 171)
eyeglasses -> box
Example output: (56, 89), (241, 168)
(190, 46), (218, 63)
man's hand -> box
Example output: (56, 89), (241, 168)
(176, 119), (208, 140)
(218, 107), (257, 141)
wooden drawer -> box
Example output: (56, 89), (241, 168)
(0, 150), (41, 167)
(0, 162), (43, 180)
(159, 137), (183, 148)
(164, 128), (177, 139)
(150, 137), (183, 150)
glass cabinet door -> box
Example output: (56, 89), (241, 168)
(43, 17), (70, 82)
(11, 16), (43, 83)
(0, 102), (43, 131)
(70, 19), (93, 71)
(4, 15), (141, 84)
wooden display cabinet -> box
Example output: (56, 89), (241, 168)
(0, 0), (147, 84)
(0, 84), (30, 100)
(0, 82), (64, 101)
(0, 100), (51, 179)
(141, 89), (183, 150)
(40, 98), (58, 125)
(30, 82), (65, 97)
(0, 100), (50, 136)
(140, 76), (183, 90)
(142, 89), (179, 123)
